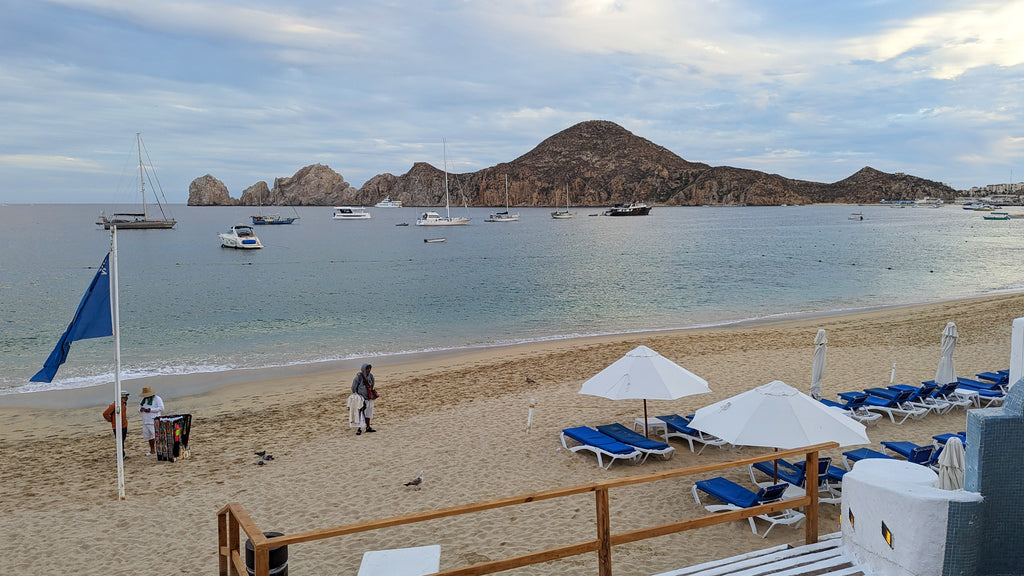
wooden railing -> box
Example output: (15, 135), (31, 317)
(218, 442), (835, 576)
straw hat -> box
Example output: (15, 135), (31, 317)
(140, 386), (156, 398)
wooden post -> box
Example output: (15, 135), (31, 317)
(596, 487), (612, 576)
(805, 451), (819, 544)
(218, 512), (228, 576)
(255, 544), (269, 576)
(228, 513), (240, 576)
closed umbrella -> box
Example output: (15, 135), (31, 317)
(934, 436), (965, 490)
(689, 380), (870, 481)
(810, 329), (827, 400)
(935, 322), (958, 385)
(579, 345), (711, 437)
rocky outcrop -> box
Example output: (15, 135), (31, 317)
(187, 174), (237, 206)
(238, 181), (270, 206)
(188, 121), (958, 206)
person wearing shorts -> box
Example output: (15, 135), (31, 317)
(138, 385), (164, 455)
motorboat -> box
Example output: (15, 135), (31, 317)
(332, 206), (371, 220)
(219, 225), (262, 249)
(603, 202), (651, 216)
(374, 198), (403, 208)
(423, 237), (446, 243)
(251, 214), (298, 225)
(983, 211), (1010, 220)
(848, 212), (864, 220)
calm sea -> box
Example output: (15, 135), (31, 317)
(2, 203), (1022, 397)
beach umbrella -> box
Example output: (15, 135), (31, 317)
(935, 322), (958, 385)
(935, 436), (966, 490)
(810, 329), (827, 400)
(689, 380), (870, 481)
(578, 345), (711, 437)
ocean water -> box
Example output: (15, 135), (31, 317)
(2, 203), (1022, 396)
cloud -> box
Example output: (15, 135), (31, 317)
(844, 1), (1024, 78)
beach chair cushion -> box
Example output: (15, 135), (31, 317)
(560, 426), (642, 469)
(694, 477), (787, 509)
(595, 423), (671, 451)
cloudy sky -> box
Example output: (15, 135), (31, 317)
(2, 0), (1023, 204)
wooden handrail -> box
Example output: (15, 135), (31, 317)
(218, 442), (837, 576)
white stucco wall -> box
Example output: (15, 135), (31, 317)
(841, 459), (983, 576)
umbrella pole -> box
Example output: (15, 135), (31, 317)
(643, 399), (649, 438)
(773, 448), (779, 483)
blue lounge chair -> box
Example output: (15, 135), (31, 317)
(956, 377), (1003, 391)
(842, 447), (893, 470)
(976, 371), (1009, 386)
(879, 441), (935, 465)
(861, 387), (928, 424)
(691, 477), (804, 537)
(927, 381), (973, 411)
(952, 380), (1005, 408)
(821, 393), (883, 426)
(932, 431), (967, 446)
(595, 423), (675, 463)
(888, 382), (947, 415)
(656, 414), (729, 454)
(559, 426), (642, 469)
(748, 456), (840, 504)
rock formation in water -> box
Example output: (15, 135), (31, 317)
(187, 174), (237, 206)
(188, 121), (957, 206)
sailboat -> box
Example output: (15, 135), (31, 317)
(96, 133), (177, 230)
(485, 175), (520, 222)
(416, 139), (471, 226)
(551, 184), (574, 219)
(251, 188), (299, 225)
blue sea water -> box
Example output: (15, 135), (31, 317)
(2, 203), (1022, 396)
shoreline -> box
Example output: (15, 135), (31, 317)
(6, 289), (1023, 412)
(3, 291), (1024, 575)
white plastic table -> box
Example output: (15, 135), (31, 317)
(357, 545), (441, 576)
(633, 417), (667, 437)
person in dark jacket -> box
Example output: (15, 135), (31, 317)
(351, 363), (378, 435)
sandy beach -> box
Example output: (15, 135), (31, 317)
(2, 293), (1023, 575)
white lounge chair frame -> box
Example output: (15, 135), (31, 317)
(864, 399), (929, 425)
(559, 430), (642, 470)
(691, 484), (805, 537)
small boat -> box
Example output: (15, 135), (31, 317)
(417, 140), (471, 226)
(332, 206), (371, 220)
(395, 222), (409, 226)
(219, 225), (262, 249)
(424, 237), (446, 243)
(603, 202), (652, 216)
(983, 211), (1010, 220)
(551, 184), (574, 219)
(96, 133), (176, 230)
(375, 198), (403, 208)
(485, 175), (520, 222)
(848, 212), (864, 221)
(251, 189), (299, 225)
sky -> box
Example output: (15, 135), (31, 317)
(2, 0), (1023, 204)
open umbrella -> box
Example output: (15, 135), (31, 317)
(810, 329), (827, 400)
(689, 380), (870, 481)
(934, 436), (965, 490)
(935, 322), (958, 385)
(578, 345), (711, 437)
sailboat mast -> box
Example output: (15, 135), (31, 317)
(443, 138), (451, 219)
(136, 133), (147, 221)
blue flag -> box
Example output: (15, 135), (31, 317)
(31, 254), (113, 383)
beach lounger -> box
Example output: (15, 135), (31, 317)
(842, 447), (893, 470)
(748, 456), (840, 504)
(595, 423), (675, 463)
(928, 381), (974, 411)
(932, 432), (967, 446)
(956, 377), (1004, 392)
(656, 414), (730, 455)
(691, 477), (804, 537)
(821, 393), (883, 426)
(879, 441), (935, 465)
(976, 371), (1009, 386)
(888, 382), (947, 415)
(560, 426), (642, 469)
(952, 381), (1005, 408)
(860, 387), (929, 424)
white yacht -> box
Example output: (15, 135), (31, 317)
(416, 139), (471, 226)
(219, 225), (262, 249)
(332, 206), (371, 220)
(374, 198), (403, 208)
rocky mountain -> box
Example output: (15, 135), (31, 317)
(187, 121), (957, 206)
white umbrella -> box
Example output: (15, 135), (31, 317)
(810, 329), (827, 400)
(689, 380), (869, 450)
(579, 345), (711, 436)
(935, 322), (959, 385)
(934, 436), (965, 490)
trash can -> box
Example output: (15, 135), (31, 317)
(244, 531), (288, 576)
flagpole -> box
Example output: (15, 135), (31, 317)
(111, 226), (126, 500)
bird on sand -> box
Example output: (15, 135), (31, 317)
(254, 450), (266, 457)
(525, 376), (536, 383)
(404, 470), (424, 489)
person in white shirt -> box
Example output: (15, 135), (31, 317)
(138, 385), (165, 456)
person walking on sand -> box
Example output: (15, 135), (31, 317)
(352, 363), (378, 435)
(103, 391), (131, 458)
(138, 385), (164, 455)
